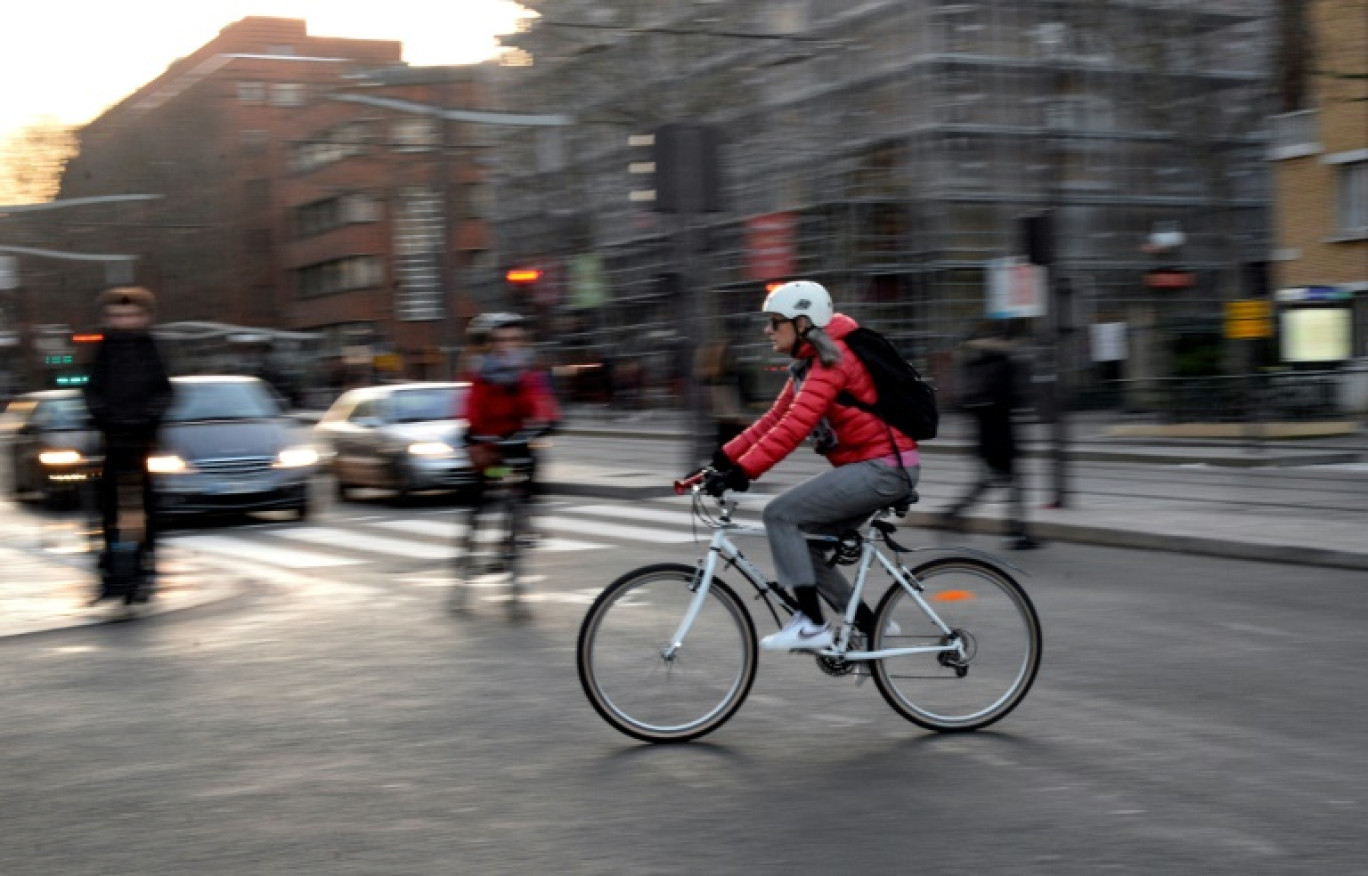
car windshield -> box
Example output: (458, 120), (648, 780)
(42, 397), (93, 429)
(164, 381), (280, 422)
(389, 387), (466, 423)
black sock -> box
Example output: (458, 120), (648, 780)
(855, 603), (876, 637)
(794, 588), (825, 626)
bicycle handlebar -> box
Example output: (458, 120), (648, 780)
(673, 468), (711, 495)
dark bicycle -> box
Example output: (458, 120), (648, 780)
(448, 436), (538, 613)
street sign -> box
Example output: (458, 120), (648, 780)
(1224, 298), (1273, 339)
(987, 256), (1046, 319)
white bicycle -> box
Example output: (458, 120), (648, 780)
(576, 472), (1043, 743)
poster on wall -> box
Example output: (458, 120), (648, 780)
(986, 257), (1046, 319)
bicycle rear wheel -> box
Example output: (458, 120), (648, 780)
(871, 557), (1041, 732)
(577, 563), (757, 743)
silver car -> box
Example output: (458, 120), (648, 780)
(152, 376), (318, 519)
(314, 382), (474, 501)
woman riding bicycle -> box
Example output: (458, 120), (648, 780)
(702, 281), (919, 651)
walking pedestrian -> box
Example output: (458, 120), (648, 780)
(83, 286), (174, 601)
(940, 321), (1039, 550)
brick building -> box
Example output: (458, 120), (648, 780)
(25, 17), (495, 387)
(1269, 0), (1368, 362)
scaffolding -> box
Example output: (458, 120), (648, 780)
(490, 0), (1273, 404)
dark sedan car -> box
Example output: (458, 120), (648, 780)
(150, 376), (319, 519)
(1, 390), (101, 507)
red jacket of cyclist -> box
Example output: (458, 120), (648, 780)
(705, 280), (919, 652)
(459, 312), (559, 494)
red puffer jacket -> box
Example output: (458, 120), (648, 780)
(722, 313), (916, 480)
(464, 370), (560, 440)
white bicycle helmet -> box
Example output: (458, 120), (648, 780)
(763, 280), (833, 328)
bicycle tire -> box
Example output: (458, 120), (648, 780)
(448, 497), (490, 610)
(577, 563), (758, 743)
(871, 556), (1041, 732)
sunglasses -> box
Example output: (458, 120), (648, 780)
(765, 316), (792, 330)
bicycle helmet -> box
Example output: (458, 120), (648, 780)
(467, 312), (525, 345)
(762, 280), (833, 328)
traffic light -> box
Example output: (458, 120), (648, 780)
(505, 268), (542, 286)
(46, 332), (102, 387)
(1019, 212), (1053, 266)
(628, 124), (724, 214)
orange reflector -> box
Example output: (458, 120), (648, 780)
(931, 590), (976, 602)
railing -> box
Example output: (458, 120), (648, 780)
(1093, 371), (1346, 423)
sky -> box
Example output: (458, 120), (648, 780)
(0, 0), (530, 142)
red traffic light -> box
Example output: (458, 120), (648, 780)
(72, 333), (104, 343)
(505, 268), (542, 285)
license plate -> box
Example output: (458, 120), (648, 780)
(211, 478), (269, 495)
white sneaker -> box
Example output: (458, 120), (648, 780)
(761, 613), (834, 651)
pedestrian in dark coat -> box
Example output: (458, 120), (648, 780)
(941, 323), (1039, 550)
(83, 286), (174, 595)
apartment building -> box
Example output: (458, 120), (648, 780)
(1269, 0), (1368, 364)
(13, 17), (503, 385)
(491, 0), (1274, 399)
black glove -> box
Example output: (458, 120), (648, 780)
(703, 466), (750, 497)
(711, 447), (734, 472)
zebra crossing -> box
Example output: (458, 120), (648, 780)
(161, 497), (768, 574)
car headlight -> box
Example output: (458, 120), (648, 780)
(147, 454), (190, 474)
(38, 450), (84, 466)
(407, 441), (455, 457)
(274, 446), (320, 468)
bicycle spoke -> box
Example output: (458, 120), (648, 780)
(872, 558), (1041, 732)
(578, 565), (757, 743)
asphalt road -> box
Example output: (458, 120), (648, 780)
(2, 489), (1365, 875)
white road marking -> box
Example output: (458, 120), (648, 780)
(534, 516), (696, 543)
(268, 527), (457, 560)
(167, 534), (363, 569)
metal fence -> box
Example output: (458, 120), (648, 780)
(1094, 371), (1347, 423)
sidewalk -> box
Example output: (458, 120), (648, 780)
(544, 406), (1368, 572)
(0, 525), (245, 640)
(5, 407), (1366, 639)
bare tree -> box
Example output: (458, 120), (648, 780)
(0, 118), (77, 205)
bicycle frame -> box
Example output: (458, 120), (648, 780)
(666, 495), (968, 664)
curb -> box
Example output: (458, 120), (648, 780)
(556, 425), (1362, 468)
(898, 508), (1368, 573)
(0, 543), (258, 642)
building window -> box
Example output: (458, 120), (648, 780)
(1339, 162), (1368, 236)
(289, 121), (373, 173)
(391, 117), (439, 151)
(294, 193), (381, 238)
(270, 83), (306, 107)
(238, 81), (266, 104)
(297, 256), (385, 298)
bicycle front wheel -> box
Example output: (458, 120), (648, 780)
(577, 563), (757, 743)
(872, 557), (1041, 732)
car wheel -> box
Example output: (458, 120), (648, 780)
(7, 454), (22, 500)
(293, 497), (311, 521)
(393, 464), (415, 503)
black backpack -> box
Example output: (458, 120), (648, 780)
(834, 327), (939, 441)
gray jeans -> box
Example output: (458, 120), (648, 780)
(762, 460), (919, 611)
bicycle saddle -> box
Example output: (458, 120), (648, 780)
(890, 490), (919, 517)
